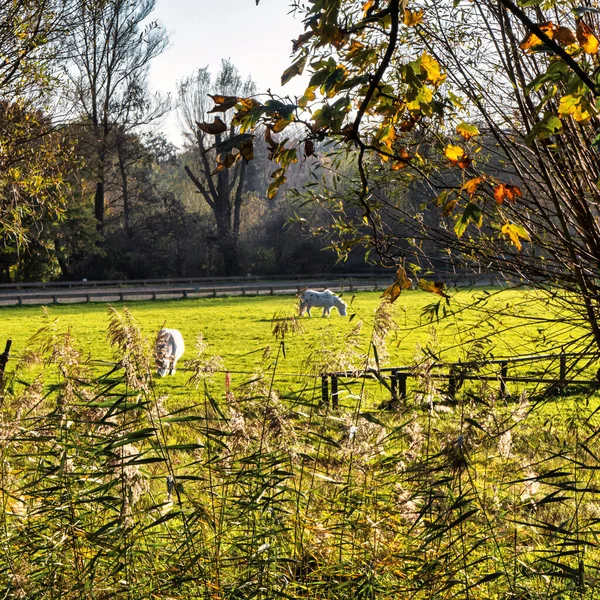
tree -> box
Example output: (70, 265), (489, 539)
(0, 0), (75, 264)
(178, 59), (256, 276)
(61, 0), (168, 232)
(215, 0), (600, 353)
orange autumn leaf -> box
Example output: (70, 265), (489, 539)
(418, 279), (450, 298)
(391, 147), (411, 169)
(494, 183), (523, 204)
(457, 155), (472, 170)
(577, 21), (599, 54)
(519, 22), (555, 51)
(462, 176), (485, 198)
(381, 266), (412, 303)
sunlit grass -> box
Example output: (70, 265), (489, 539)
(1, 286), (585, 371)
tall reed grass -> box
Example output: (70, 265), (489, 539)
(0, 305), (599, 598)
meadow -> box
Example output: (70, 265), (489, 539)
(0, 287), (598, 599)
(1, 286), (586, 401)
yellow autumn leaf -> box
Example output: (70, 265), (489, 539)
(501, 223), (530, 252)
(519, 22), (555, 52)
(558, 93), (595, 123)
(577, 21), (599, 54)
(298, 86), (317, 108)
(272, 116), (293, 133)
(403, 8), (424, 26)
(362, 0), (374, 16)
(420, 52), (446, 86)
(456, 122), (479, 141)
(444, 144), (465, 164)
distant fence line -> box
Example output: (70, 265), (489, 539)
(0, 272), (503, 307)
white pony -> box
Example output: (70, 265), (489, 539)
(155, 328), (185, 376)
(299, 289), (347, 317)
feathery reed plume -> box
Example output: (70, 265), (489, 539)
(106, 306), (150, 392)
(271, 309), (305, 341)
(185, 332), (223, 387)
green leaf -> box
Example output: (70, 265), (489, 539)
(573, 6), (600, 16)
(518, 0), (544, 6)
(526, 113), (562, 143)
(454, 202), (482, 237)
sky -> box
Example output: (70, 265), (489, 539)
(147, 0), (307, 147)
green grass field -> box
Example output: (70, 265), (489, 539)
(0, 287), (581, 370)
(0, 286), (591, 410)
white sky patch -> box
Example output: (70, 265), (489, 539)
(148, 0), (308, 146)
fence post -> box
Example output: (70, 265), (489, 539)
(331, 375), (339, 409)
(398, 372), (407, 400)
(448, 367), (458, 400)
(0, 339), (12, 397)
(500, 362), (508, 397)
(390, 370), (398, 404)
(321, 375), (329, 407)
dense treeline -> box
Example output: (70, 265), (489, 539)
(0, 0), (378, 283)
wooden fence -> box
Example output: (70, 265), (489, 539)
(0, 277), (398, 306)
(321, 351), (600, 408)
(0, 272), (505, 307)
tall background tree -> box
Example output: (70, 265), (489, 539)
(61, 0), (168, 233)
(0, 0), (76, 281)
(178, 59), (257, 276)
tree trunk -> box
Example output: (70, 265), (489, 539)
(54, 239), (71, 279)
(94, 179), (105, 230)
(117, 142), (132, 238)
(215, 216), (240, 276)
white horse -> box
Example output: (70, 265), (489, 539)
(155, 328), (185, 376)
(299, 289), (347, 317)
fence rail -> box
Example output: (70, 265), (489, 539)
(321, 351), (600, 408)
(0, 277), (397, 306)
(0, 272), (392, 291)
(0, 272), (505, 307)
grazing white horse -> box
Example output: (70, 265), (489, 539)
(299, 289), (347, 317)
(155, 328), (185, 376)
